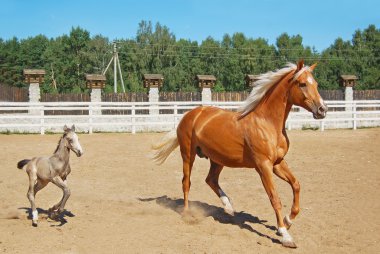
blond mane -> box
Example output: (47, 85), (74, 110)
(238, 63), (310, 117)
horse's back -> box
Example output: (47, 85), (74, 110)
(178, 106), (247, 166)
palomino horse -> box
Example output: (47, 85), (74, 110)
(17, 125), (83, 226)
(152, 60), (327, 248)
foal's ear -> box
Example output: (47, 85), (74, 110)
(71, 124), (76, 132)
(296, 59), (304, 71)
(63, 125), (69, 132)
(309, 62), (318, 72)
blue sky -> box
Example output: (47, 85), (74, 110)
(1, 0), (379, 52)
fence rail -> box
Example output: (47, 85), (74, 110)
(0, 100), (379, 134)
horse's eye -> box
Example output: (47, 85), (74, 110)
(299, 83), (307, 88)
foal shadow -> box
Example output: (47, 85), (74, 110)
(18, 207), (75, 227)
(138, 195), (281, 245)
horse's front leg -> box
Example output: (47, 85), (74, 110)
(257, 160), (297, 248)
(273, 160), (300, 229)
(50, 177), (71, 219)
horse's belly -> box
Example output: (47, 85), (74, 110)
(200, 145), (251, 168)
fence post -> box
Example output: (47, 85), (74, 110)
(174, 104), (178, 129)
(89, 104), (93, 134)
(40, 106), (45, 135)
(201, 88), (212, 105)
(353, 102), (357, 130)
(287, 114), (292, 130)
(90, 89), (102, 115)
(132, 104), (136, 134)
(149, 87), (159, 116)
(24, 69), (44, 116)
(320, 120), (325, 131)
(196, 75), (215, 105)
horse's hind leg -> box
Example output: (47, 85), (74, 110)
(180, 146), (195, 212)
(273, 160), (300, 229)
(26, 170), (38, 226)
(205, 161), (234, 215)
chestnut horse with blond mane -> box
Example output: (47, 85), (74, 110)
(152, 60), (327, 248)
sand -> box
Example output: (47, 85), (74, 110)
(0, 129), (379, 253)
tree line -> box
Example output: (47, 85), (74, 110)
(0, 21), (379, 93)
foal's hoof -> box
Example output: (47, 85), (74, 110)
(282, 240), (297, 248)
(283, 215), (293, 229)
(49, 211), (59, 220)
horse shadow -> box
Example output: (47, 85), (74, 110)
(138, 195), (281, 245)
(18, 207), (75, 227)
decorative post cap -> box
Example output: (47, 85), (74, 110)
(196, 75), (216, 88)
(23, 69), (46, 84)
(245, 74), (259, 87)
(340, 75), (358, 87)
(85, 74), (106, 89)
(143, 74), (164, 89)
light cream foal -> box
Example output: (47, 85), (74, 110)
(17, 125), (83, 226)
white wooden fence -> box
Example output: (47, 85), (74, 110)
(0, 100), (379, 134)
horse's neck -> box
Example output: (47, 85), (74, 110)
(254, 71), (294, 130)
(54, 137), (70, 161)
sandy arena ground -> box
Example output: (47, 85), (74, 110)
(0, 128), (380, 253)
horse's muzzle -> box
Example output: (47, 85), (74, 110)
(313, 103), (328, 119)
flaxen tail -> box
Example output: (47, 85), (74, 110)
(17, 159), (30, 169)
(151, 129), (179, 165)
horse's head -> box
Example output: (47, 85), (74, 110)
(63, 124), (84, 157)
(289, 60), (327, 119)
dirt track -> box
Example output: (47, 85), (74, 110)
(0, 129), (379, 253)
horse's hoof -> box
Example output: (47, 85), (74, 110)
(282, 240), (297, 248)
(32, 221), (38, 227)
(224, 207), (235, 216)
(283, 215), (293, 229)
(180, 206), (190, 216)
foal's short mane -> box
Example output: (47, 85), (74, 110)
(238, 63), (311, 117)
(53, 132), (69, 154)
(53, 136), (65, 154)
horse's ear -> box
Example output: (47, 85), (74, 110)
(309, 62), (318, 72)
(71, 124), (76, 132)
(63, 125), (68, 133)
(296, 59), (304, 72)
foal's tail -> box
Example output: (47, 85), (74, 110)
(151, 129), (179, 165)
(17, 159), (30, 169)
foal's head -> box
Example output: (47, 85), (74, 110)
(63, 125), (83, 157)
(289, 60), (328, 119)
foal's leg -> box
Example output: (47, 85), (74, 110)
(34, 179), (48, 199)
(273, 160), (300, 229)
(50, 176), (71, 218)
(257, 160), (296, 248)
(48, 179), (67, 212)
(26, 171), (38, 226)
(205, 161), (234, 215)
